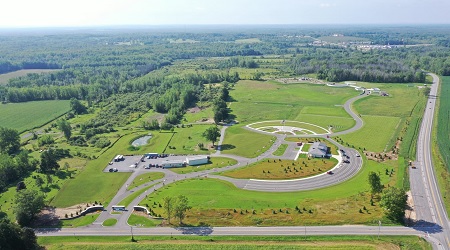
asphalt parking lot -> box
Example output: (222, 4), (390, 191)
(103, 155), (199, 173)
(103, 155), (144, 173)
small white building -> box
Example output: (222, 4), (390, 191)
(161, 160), (185, 169)
(186, 155), (209, 166)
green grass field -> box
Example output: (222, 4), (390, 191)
(0, 157), (87, 220)
(354, 84), (425, 117)
(163, 125), (217, 154)
(128, 172), (165, 191)
(0, 69), (61, 84)
(169, 157), (238, 174)
(142, 155), (401, 226)
(118, 183), (158, 207)
(338, 115), (401, 152)
(0, 100), (70, 132)
(128, 213), (162, 227)
(221, 125), (276, 158)
(102, 218), (117, 226)
(272, 144), (288, 156)
(229, 80), (356, 124)
(61, 213), (100, 228)
(37, 235), (431, 250)
(220, 158), (337, 180)
(50, 133), (156, 208)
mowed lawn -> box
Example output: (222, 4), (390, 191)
(354, 84), (424, 117)
(229, 80), (356, 124)
(0, 100), (70, 132)
(163, 124), (217, 154)
(338, 115), (401, 152)
(221, 125), (276, 158)
(144, 156), (398, 226)
(51, 133), (147, 207)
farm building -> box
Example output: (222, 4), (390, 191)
(186, 155), (209, 166)
(161, 160), (185, 169)
(308, 142), (328, 158)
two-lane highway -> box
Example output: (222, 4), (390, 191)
(410, 73), (450, 249)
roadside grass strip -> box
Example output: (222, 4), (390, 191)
(102, 218), (117, 227)
(37, 236), (431, 250)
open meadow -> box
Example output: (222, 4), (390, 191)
(228, 80), (355, 124)
(219, 157), (338, 180)
(141, 155), (403, 226)
(0, 69), (61, 84)
(0, 100), (70, 133)
(338, 115), (401, 152)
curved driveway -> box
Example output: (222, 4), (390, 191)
(36, 77), (450, 248)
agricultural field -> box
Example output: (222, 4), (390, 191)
(37, 235), (431, 250)
(220, 157), (338, 180)
(433, 76), (450, 214)
(142, 155), (401, 226)
(338, 115), (401, 152)
(0, 69), (61, 84)
(0, 100), (70, 133)
(169, 157), (238, 174)
(436, 76), (450, 170)
(221, 124), (276, 158)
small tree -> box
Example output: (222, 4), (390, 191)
(163, 196), (175, 224)
(14, 189), (45, 226)
(57, 119), (72, 140)
(40, 149), (60, 173)
(379, 187), (407, 223)
(174, 195), (191, 224)
(368, 171), (383, 196)
(202, 126), (221, 146)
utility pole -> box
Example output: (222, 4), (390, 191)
(130, 226), (134, 241)
(378, 220), (381, 239)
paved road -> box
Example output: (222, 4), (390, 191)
(409, 73), (450, 249)
(36, 77), (450, 249)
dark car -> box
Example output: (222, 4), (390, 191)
(109, 168), (114, 172)
(343, 160), (350, 163)
(327, 171), (333, 175)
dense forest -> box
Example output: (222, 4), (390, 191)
(1, 25), (450, 132)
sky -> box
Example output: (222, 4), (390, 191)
(1, 0), (449, 28)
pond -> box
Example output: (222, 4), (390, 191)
(131, 135), (152, 147)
